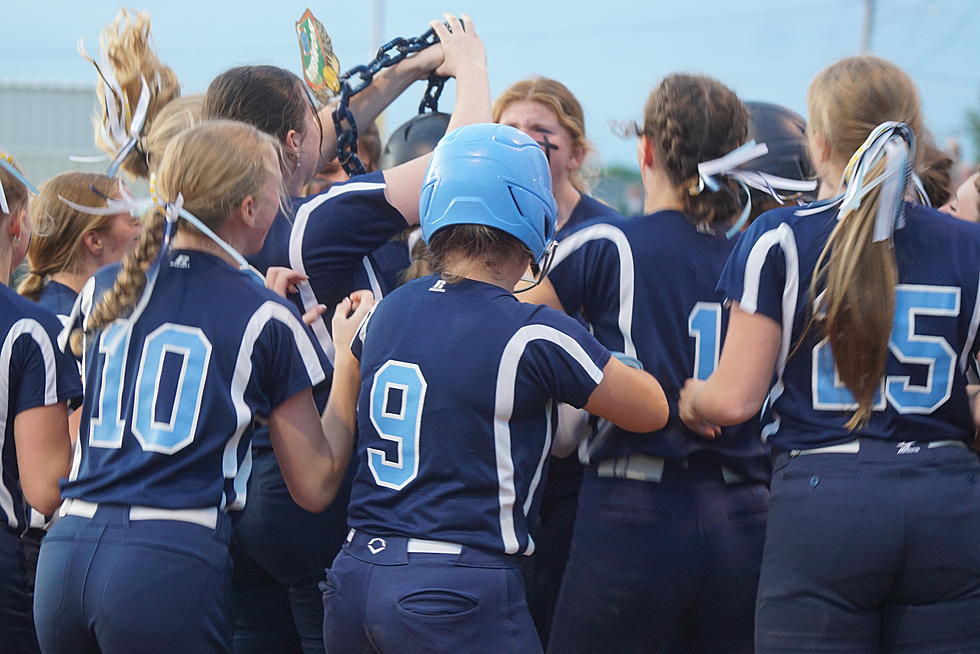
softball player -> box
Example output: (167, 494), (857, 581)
(528, 74), (769, 654)
(0, 158), (80, 654)
(200, 16), (491, 653)
(19, 173), (142, 320)
(493, 76), (622, 643)
(32, 120), (362, 654)
(680, 55), (980, 653)
(320, 123), (668, 654)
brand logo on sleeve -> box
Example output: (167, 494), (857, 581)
(170, 254), (191, 269)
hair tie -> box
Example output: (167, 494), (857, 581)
(796, 122), (926, 243)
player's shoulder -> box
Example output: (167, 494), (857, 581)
(0, 284), (64, 339)
(293, 171), (388, 216)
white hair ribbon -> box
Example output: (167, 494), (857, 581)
(0, 154), (41, 215)
(696, 140), (819, 239)
(795, 121), (925, 242)
(78, 40), (152, 178)
(58, 190), (265, 286)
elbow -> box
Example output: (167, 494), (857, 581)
(708, 396), (762, 427)
(24, 484), (62, 517)
(289, 479), (339, 514)
(621, 386), (670, 434)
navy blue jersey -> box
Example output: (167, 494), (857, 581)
(347, 275), (611, 555)
(36, 281), (78, 326)
(245, 172), (400, 447)
(548, 211), (767, 475)
(61, 250), (327, 510)
(352, 236), (413, 300)
(720, 202), (980, 451)
(1, 285), (82, 533)
(562, 193), (621, 235)
(288, 171), (408, 363)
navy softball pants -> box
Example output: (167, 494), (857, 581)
(758, 439), (980, 653)
(548, 457), (769, 654)
(34, 503), (233, 654)
(323, 529), (542, 653)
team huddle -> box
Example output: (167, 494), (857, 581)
(2, 8), (980, 654)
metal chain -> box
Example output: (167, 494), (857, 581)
(333, 27), (446, 176)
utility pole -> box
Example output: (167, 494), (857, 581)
(372, 0), (386, 137)
(860, 0), (875, 53)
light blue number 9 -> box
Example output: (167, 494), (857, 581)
(89, 323), (211, 455)
(367, 361), (427, 491)
(688, 302), (722, 380)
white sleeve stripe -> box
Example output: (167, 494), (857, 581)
(959, 274), (980, 373)
(551, 223), (637, 358)
(222, 301), (327, 510)
(0, 318), (61, 531)
(740, 223), (799, 444)
(362, 256), (384, 300)
(494, 325), (604, 555)
(287, 182), (386, 367)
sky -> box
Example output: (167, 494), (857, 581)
(2, 0), (978, 168)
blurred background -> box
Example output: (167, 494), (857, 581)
(2, 0), (978, 212)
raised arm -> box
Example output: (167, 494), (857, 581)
(316, 33), (445, 166)
(382, 14), (491, 224)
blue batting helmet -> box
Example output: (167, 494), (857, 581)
(419, 123), (557, 264)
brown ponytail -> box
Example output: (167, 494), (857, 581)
(638, 74), (749, 232)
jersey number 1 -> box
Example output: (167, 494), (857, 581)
(90, 322), (212, 454)
(689, 303), (723, 380)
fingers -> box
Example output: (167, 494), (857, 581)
(301, 304), (327, 327)
(459, 14), (476, 35)
(443, 13), (463, 34)
(429, 17), (450, 43)
(348, 290), (375, 313)
(265, 266), (308, 298)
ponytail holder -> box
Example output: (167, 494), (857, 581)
(797, 122), (926, 243)
(0, 152), (41, 215)
(149, 173), (162, 207)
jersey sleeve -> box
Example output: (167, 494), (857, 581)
(290, 171), (408, 310)
(349, 304), (378, 363)
(524, 309), (612, 409)
(12, 313), (83, 414)
(250, 301), (331, 417)
(717, 211), (790, 325)
(548, 221), (624, 317)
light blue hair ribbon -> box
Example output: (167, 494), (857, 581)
(794, 121), (928, 242)
(0, 154), (41, 214)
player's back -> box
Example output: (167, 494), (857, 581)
(723, 202), (980, 449)
(550, 211), (765, 472)
(0, 286), (80, 532)
(64, 249), (326, 511)
(348, 274), (610, 555)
